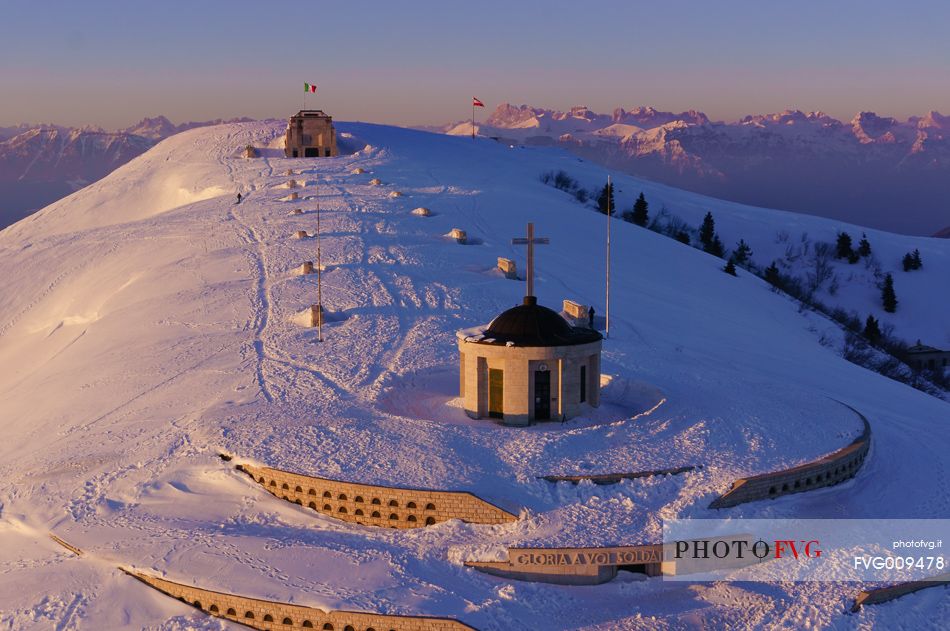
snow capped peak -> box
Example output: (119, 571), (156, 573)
(850, 111), (904, 143)
(484, 103), (548, 127)
(122, 115), (178, 139)
(611, 106), (709, 127)
(914, 110), (950, 130)
(484, 104), (708, 132)
(739, 110), (840, 128)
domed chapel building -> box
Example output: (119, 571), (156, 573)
(456, 223), (603, 426)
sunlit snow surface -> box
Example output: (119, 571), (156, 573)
(0, 122), (948, 629)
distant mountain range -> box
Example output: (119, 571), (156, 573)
(5, 109), (949, 237)
(443, 104), (950, 236)
(0, 116), (252, 229)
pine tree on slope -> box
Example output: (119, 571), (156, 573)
(864, 314), (882, 343)
(882, 273), (898, 313)
(764, 261), (782, 287)
(705, 234), (725, 258)
(733, 239), (753, 265)
(699, 212), (716, 248)
(836, 232), (854, 259)
(630, 192), (649, 226)
(858, 234), (872, 257)
(596, 182), (615, 215)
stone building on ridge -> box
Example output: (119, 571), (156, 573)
(285, 110), (338, 158)
(906, 340), (950, 373)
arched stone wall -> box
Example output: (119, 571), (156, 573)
(238, 463), (517, 528)
(122, 568), (476, 630)
(709, 405), (871, 509)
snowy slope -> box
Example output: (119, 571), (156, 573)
(0, 122), (948, 630)
(534, 163), (950, 349)
(448, 103), (950, 235)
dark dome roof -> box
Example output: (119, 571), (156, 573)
(482, 296), (602, 347)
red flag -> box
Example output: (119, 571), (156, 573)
(472, 97), (484, 107)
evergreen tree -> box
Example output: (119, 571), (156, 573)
(764, 261), (782, 287)
(882, 273), (898, 313)
(699, 212), (716, 247)
(902, 253), (914, 271)
(733, 239), (753, 265)
(863, 314), (881, 343)
(902, 249), (923, 271)
(858, 233), (871, 257)
(705, 234), (725, 258)
(723, 258), (737, 276)
(835, 232), (854, 259)
(630, 192), (649, 226)
(596, 182), (615, 215)
(675, 230), (691, 245)
(848, 251), (860, 264)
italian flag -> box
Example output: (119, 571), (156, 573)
(304, 82), (317, 93)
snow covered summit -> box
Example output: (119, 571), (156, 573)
(0, 121), (947, 629)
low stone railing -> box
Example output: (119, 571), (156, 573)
(709, 404), (871, 509)
(466, 544), (665, 585)
(540, 465), (699, 485)
(466, 535), (768, 586)
(851, 572), (950, 612)
(123, 568), (476, 630)
(238, 463), (517, 529)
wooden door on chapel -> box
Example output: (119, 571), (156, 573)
(534, 370), (551, 420)
(488, 368), (504, 419)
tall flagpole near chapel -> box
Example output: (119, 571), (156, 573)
(316, 187), (324, 343)
(472, 97), (484, 140)
(605, 175), (611, 339)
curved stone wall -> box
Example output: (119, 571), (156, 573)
(238, 463), (517, 529)
(123, 569), (476, 630)
(709, 405), (871, 509)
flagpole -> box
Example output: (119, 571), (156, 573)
(472, 102), (475, 140)
(605, 175), (611, 340)
(317, 186), (323, 343)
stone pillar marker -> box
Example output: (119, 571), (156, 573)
(511, 222), (549, 298)
(497, 257), (518, 279)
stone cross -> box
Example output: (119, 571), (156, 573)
(511, 222), (549, 298)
